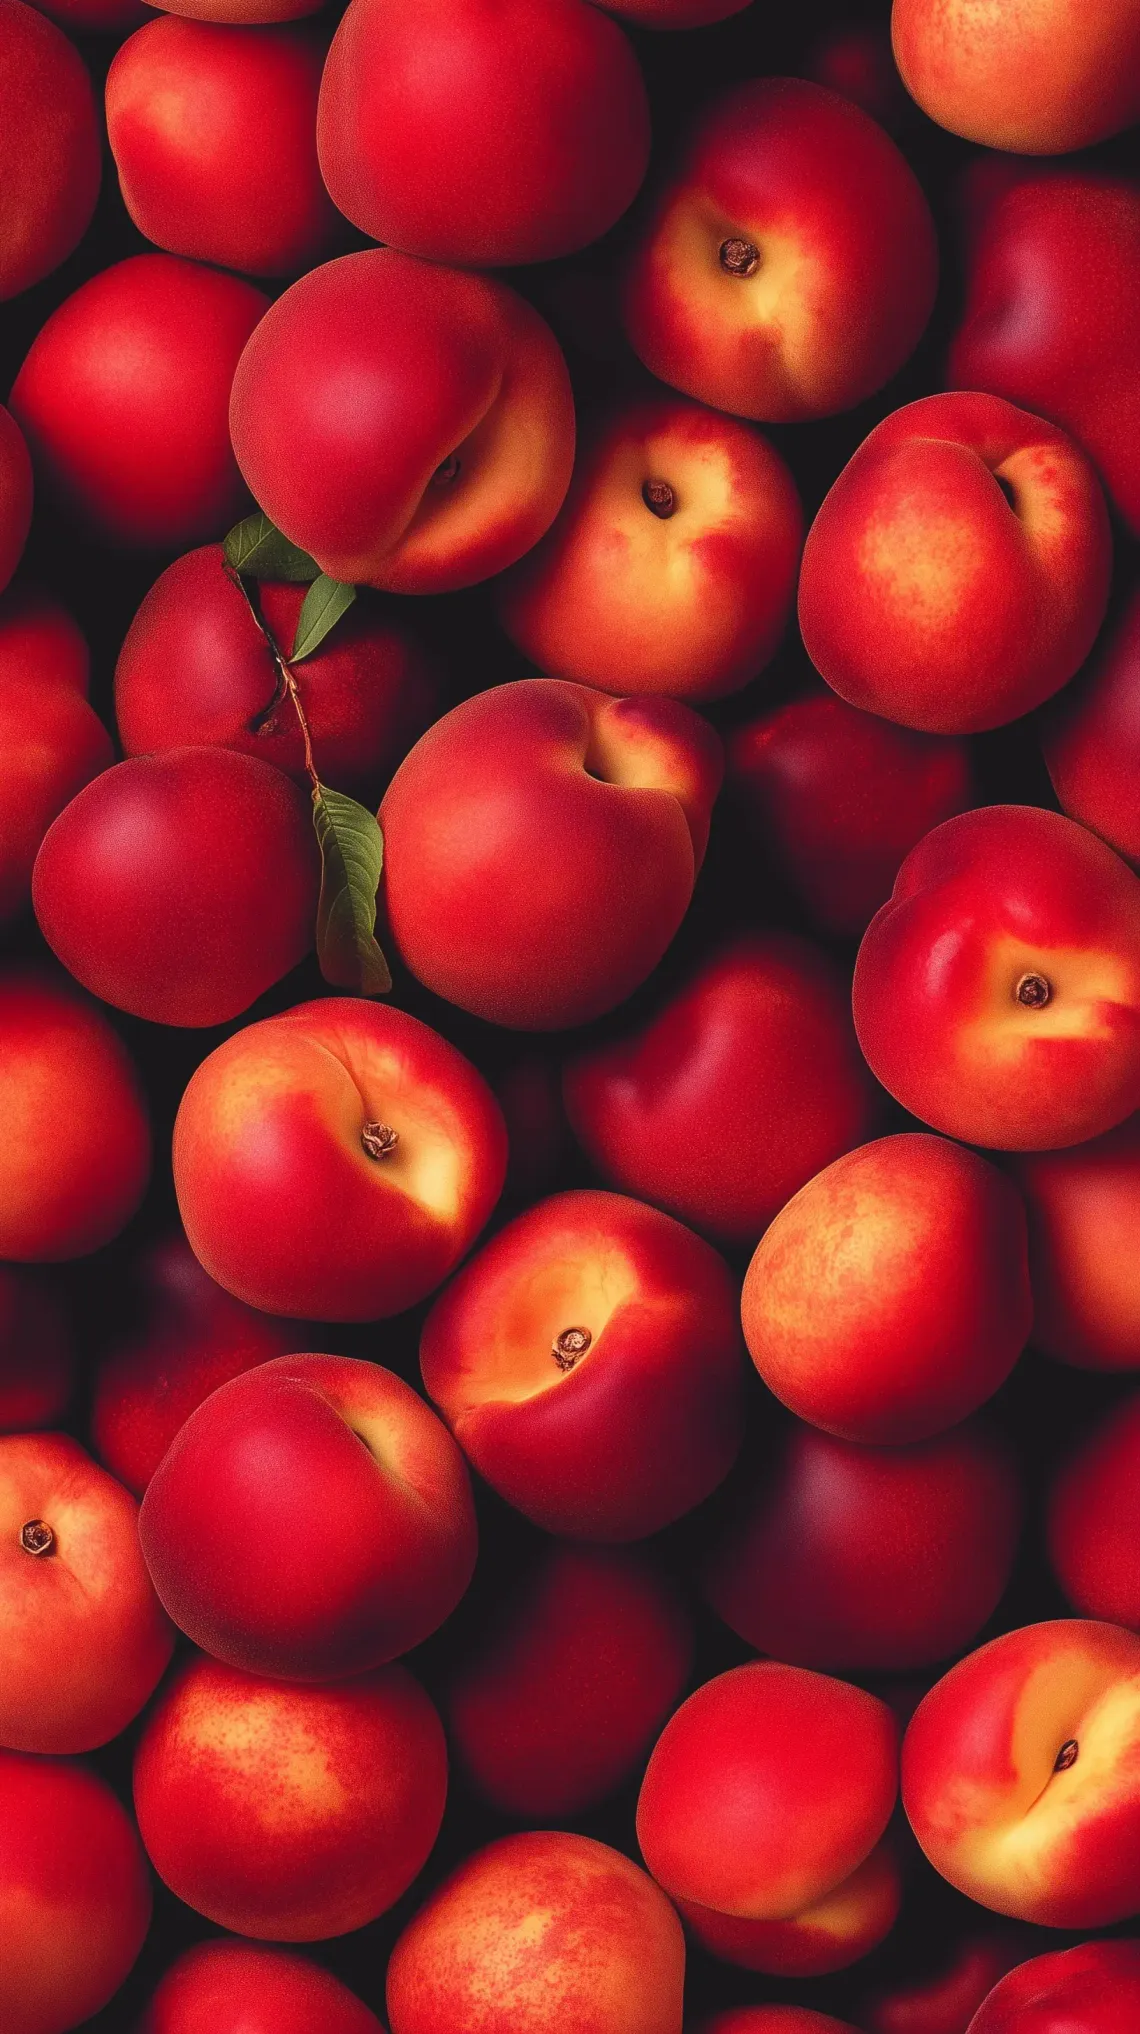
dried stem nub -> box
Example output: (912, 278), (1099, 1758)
(21, 1520), (55, 1557)
(362, 1122), (399, 1160)
(1016, 973), (1052, 1009)
(552, 1326), (592, 1372)
(719, 236), (760, 278)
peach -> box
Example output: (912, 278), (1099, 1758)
(114, 545), (440, 803)
(621, 78), (937, 423)
(229, 250), (575, 594)
(637, 1662), (898, 1976)
(1042, 583), (1140, 863)
(853, 805), (1140, 1150)
(90, 1231), (304, 1496)
(892, 0), (1140, 153)
(141, 1353), (477, 1679)
(741, 1134), (1031, 1445)
(0, 589), (113, 927)
(0, 406), (32, 595)
(495, 392), (802, 701)
(10, 255), (267, 550)
(948, 167), (1140, 539)
(134, 1652), (447, 1939)
(698, 2016), (859, 2034)
(173, 996), (507, 1319)
(966, 1941), (1140, 2032)
(107, 18), (342, 277)
(420, 1188), (744, 1539)
(33, 747), (320, 1028)
(318, 0), (648, 268)
(799, 393), (1111, 734)
(0, 1270), (74, 1431)
(725, 686), (974, 939)
(0, 1432), (172, 1753)
(0, 1750), (151, 2034)
(902, 1618), (1140, 1926)
(700, 1414), (1022, 1673)
(139, 1941), (384, 2034)
(0, 969), (151, 1262)
(0, 0), (100, 303)
(1047, 1391), (1140, 1627)
(861, 1928), (1033, 2034)
(380, 679), (722, 1029)
(1009, 1113), (1140, 1369)
(444, 1540), (693, 1817)
(563, 932), (876, 1246)
(386, 1830), (685, 2034)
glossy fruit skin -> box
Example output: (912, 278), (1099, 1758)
(0, 587), (112, 927)
(0, 1749), (152, 2034)
(107, 18), (342, 278)
(114, 545), (440, 802)
(1009, 1113), (1140, 1370)
(229, 249), (575, 594)
(133, 1653), (448, 1940)
(444, 1541), (693, 1817)
(701, 1415), (1022, 1673)
(138, 1941), (384, 2034)
(420, 1188), (746, 1540)
(0, 1270), (73, 1431)
(726, 687), (974, 939)
(798, 392), (1112, 735)
(0, 970), (151, 1262)
(386, 1830), (686, 2034)
(173, 997), (508, 1320)
(379, 679), (723, 1030)
(564, 932), (876, 1246)
(317, 0), (650, 268)
(677, 1838), (901, 1979)
(139, 1353), (478, 1680)
(1047, 1391), (1140, 1627)
(90, 1232), (304, 1496)
(0, 0), (101, 303)
(965, 1940), (1140, 2033)
(10, 255), (267, 550)
(33, 747), (320, 1028)
(853, 805), (1140, 1150)
(0, 407), (32, 594)
(622, 77), (937, 423)
(1042, 584), (1140, 863)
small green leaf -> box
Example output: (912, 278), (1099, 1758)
(223, 512), (321, 583)
(291, 575), (357, 662)
(312, 784), (391, 997)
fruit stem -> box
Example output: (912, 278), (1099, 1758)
(20, 1520), (55, 1556)
(719, 236), (760, 277)
(643, 480), (677, 519)
(552, 1326), (592, 1371)
(225, 565), (320, 792)
(361, 1121), (399, 1160)
(1015, 972), (1052, 1009)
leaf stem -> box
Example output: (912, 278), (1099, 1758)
(224, 565), (320, 792)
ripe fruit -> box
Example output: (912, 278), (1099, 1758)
(1041, 583), (1140, 863)
(0, 0), (101, 302)
(33, 748), (321, 1028)
(966, 1941), (1140, 2034)
(138, 1942), (384, 2034)
(892, 0), (1140, 153)
(1047, 1392), (1140, 1627)
(0, 588), (112, 927)
(1009, 1114), (1140, 1370)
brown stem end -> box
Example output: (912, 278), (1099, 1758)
(719, 236), (760, 278)
(21, 1520), (55, 1557)
(362, 1121), (399, 1160)
(552, 1326), (592, 1372)
(1054, 1738), (1079, 1772)
(643, 479), (676, 519)
(1016, 972), (1052, 1009)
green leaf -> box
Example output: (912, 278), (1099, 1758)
(223, 512), (321, 583)
(291, 575), (357, 662)
(312, 784), (392, 998)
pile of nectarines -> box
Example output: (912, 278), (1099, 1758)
(4, 2), (1140, 2031)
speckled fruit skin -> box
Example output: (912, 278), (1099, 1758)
(140, 1353), (477, 1680)
(1047, 1391), (1140, 1627)
(386, 1830), (686, 2034)
(853, 805), (1140, 1150)
(798, 392), (1111, 735)
(0, 0), (101, 303)
(33, 747), (321, 1028)
(0, 1433), (172, 1753)
(1009, 1112), (1140, 1369)
(701, 1415), (1022, 1673)
(563, 932), (876, 1246)
(10, 255), (266, 550)
(445, 1541), (693, 1817)
(0, 588), (112, 928)
(0, 1750), (152, 2034)
(138, 1941), (384, 2034)
(107, 19), (341, 278)
(902, 1619), (1140, 1927)
(725, 686), (974, 939)
(379, 679), (722, 1030)
(173, 997), (507, 1321)
(317, 0), (649, 268)
(0, 407), (32, 595)
(0, 969), (151, 1262)
(741, 1134), (1031, 1445)
(114, 545), (440, 803)
(892, 0), (1140, 153)
(495, 393), (802, 701)
(0, 1269), (73, 1431)
(965, 1940), (1140, 2033)
(637, 1662), (899, 1978)
(133, 1653), (447, 1940)
(1042, 583), (1140, 864)
(421, 1188), (745, 1540)
(622, 77), (937, 423)
(229, 250), (575, 594)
